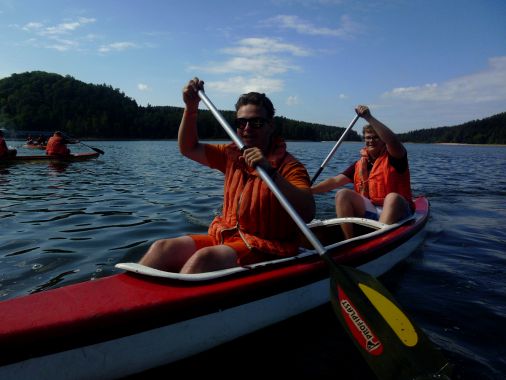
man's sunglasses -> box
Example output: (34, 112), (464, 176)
(234, 117), (267, 129)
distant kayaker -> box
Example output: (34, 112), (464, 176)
(139, 77), (315, 274)
(311, 105), (414, 239)
(0, 130), (17, 159)
(36, 135), (47, 146)
(46, 131), (70, 156)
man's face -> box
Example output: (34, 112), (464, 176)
(236, 104), (273, 150)
(364, 131), (385, 157)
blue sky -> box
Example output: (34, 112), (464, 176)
(1, 0), (505, 133)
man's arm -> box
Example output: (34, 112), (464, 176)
(311, 174), (351, 194)
(357, 105), (406, 159)
(178, 78), (208, 166)
(271, 172), (316, 223)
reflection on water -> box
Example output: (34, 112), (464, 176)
(1, 141), (506, 379)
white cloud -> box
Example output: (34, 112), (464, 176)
(99, 42), (137, 53)
(382, 56), (506, 104)
(374, 56), (506, 131)
(46, 39), (80, 52)
(194, 56), (297, 76)
(286, 95), (299, 106)
(22, 22), (44, 32)
(207, 76), (284, 94)
(222, 37), (310, 57)
(189, 37), (308, 94)
(18, 17), (138, 55)
(19, 17), (96, 52)
(192, 37), (308, 75)
(265, 14), (361, 39)
(41, 17), (96, 36)
(138, 83), (150, 91)
(22, 17), (96, 36)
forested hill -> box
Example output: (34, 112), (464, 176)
(398, 112), (506, 144)
(0, 71), (360, 142)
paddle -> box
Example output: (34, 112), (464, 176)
(62, 132), (105, 155)
(310, 114), (359, 185)
(198, 89), (452, 380)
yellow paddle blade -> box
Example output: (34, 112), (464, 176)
(359, 283), (418, 347)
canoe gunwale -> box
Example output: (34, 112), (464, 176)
(115, 214), (417, 282)
(0, 152), (100, 163)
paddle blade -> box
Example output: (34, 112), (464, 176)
(62, 133), (104, 155)
(328, 264), (452, 380)
(91, 147), (105, 155)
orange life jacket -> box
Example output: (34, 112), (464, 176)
(46, 136), (70, 156)
(208, 140), (310, 258)
(354, 148), (414, 210)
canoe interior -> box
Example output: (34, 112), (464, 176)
(301, 222), (374, 249)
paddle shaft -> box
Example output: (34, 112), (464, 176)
(310, 114), (359, 185)
(198, 90), (326, 256)
(62, 132), (104, 155)
(80, 142), (105, 155)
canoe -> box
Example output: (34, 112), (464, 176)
(1, 151), (100, 163)
(0, 196), (430, 380)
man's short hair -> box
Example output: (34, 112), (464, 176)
(362, 124), (375, 134)
(235, 92), (275, 119)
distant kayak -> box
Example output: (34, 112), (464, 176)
(1, 152), (100, 163)
(22, 143), (46, 150)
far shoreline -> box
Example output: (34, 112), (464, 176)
(434, 142), (506, 147)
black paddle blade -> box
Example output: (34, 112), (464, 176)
(62, 133), (104, 155)
(328, 263), (452, 380)
(91, 147), (105, 155)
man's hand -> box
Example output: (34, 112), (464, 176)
(182, 77), (204, 111)
(355, 104), (372, 120)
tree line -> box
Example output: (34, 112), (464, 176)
(397, 112), (506, 144)
(0, 71), (360, 142)
(1, 71), (504, 144)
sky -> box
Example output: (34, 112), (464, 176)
(1, 0), (505, 133)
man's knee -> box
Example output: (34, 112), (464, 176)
(335, 188), (355, 203)
(149, 238), (168, 253)
(383, 193), (407, 208)
(380, 193), (410, 224)
(193, 246), (215, 261)
(150, 236), (186, 252)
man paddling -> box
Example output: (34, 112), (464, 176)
(46, 131), (71, 156)
(311, 105), (414, 239)
(139, 77), (315, 274)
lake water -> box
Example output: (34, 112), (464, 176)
(1, 140), (505, 379)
